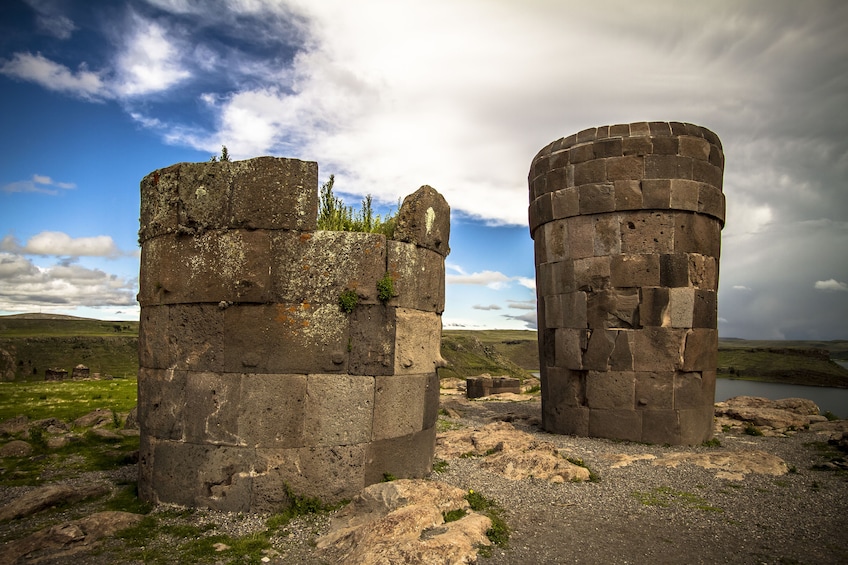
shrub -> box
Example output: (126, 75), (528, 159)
(317, 175), (397, 236)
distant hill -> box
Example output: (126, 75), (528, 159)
(0, 313), (99, 321)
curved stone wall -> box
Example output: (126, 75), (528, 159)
(528, 122), (725, 445)
(138, 157), (450, 511)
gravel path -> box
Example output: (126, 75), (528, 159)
(433, 396), (848, 565)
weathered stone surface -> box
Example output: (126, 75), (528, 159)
(0, 511), (144, 565)
(0, 483), (110, 522)
(0, 439), (32, 458)
(654, 450), (788, 480)
(466, 375), (521, 399)
(316, 479), (491, 565)
(394, 185), (451, 256)
(715, 396), (822, 431)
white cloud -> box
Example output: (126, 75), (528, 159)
(472, 304), (502, 311)
(814, 279), (848, 292)
(447, 270), (512, 289)
(0, 252), (137, 310)
(2, 174), (76, 194)
(507, 300), (536, 311)
(732, 285), (751, 291)
(24, 0), (76, 39)
(113, 14), (191, 97)
(1, 232), (123, 258)
(0, 52), (107, 99)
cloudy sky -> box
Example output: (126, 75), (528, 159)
(0, 0), (846, 340)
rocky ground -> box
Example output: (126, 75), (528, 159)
(1, 391), (847, 564)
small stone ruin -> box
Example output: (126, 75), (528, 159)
(529, 122), (725, 445)
(44, 368), (67, 381)
(137, 156), (450, 511)
(466, 376), (521, 398)
(71, 364), (89, 379)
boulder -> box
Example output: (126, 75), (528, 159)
(0, 483), (111, 522)
(437, 421), (590, 482)
(0, 439), (33, 458)
(0, 415), (30, 436)
(714, 396), (822, 432)
(316, 479), (490, 564)
(653, 450), (789, 481)
(0, 511), (143, 565)
(73, 408), (114, 428)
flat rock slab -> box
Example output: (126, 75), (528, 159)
(603, 449), (788, 481)
(437, 422), (590, 482)
(0, 510), (143, 565)
(0, 483), (111, 522)
(316, 479), (490, 564)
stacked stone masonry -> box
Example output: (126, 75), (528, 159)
(529, 122), (724, 445)
(138, 156), (450, 512)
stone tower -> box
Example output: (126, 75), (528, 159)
(138, 156), (450, 511)
(528, 122), (724, 445)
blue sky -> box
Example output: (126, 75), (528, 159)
(1, 0), (847, 339)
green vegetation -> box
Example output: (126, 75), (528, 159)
(439, 330), (536, 380)
(442, 508), (467, 523)
(465, 489), (509, 556)
(337, 289), (359, 314)
(717, 340), (848, 387)
(631, 486), (722, 512)
(317, 175), (397, 237)
(0, 378), (137, 421)
(377, 271), (396, 303)
(702, 437), (722, 448)
(744, 423), (764, 437)
(432, 459), (449, 473)
(209, 145), (230, 162)
(566, 456), (600, 482)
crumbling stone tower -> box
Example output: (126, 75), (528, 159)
(138, 156), (449, 511)
(528, 122), (724, 445)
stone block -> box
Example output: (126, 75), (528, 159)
(552, 187), (579, 219)
(587, 289), (640, 329)
(610, 254), (661, 288)
(578, 183), (615, 214)
(365, 427), (436, 485)
(229, 157), (318, 231)
(709, 144), (724, 168)
(609, 330), (634, 370)
(609, 123), (630, 137)
(175, 163), (233, 232)
(659, 254), (690, 288)
(566, 215), (595, 259)
(642, 179), (671, 209)
(594, 214), (621, 255)
(530, 175), (547, 201)
(373, 374), (432, 439)
(140, 230), (273, 305)
(667, 287), (694, 328)
(272, 230), (387, 305)
(614, 180), (643, 210)
(693, 290), (718, 328)
(673, 212), (721, 256)
(139, 164), (181, 242)
(554, 328), (588, 370)
(138, 305), (170, 369)
(679, 136), (711, 160)
(466, 375), (493, 398)
(632, 328), (686, 371)
(577, 127), (597, 143)
(588, 409), (642, 442)
(674, 371), (709, 410)
(137, 368), (187, 440)
(596, 125), (610, 139)
(582, 330), (616, 370)
(387, 242), (445, 312)
(640, 410), (682, 444)
(238, 373), (307, 448)
(573, 256), (611, 292)
(585, 370), (635, 409)
(639, 286), (669, 327)
(349, 305), (395, 375)
(593, 138), (622, 158)
(568, 143), (594, 164)
(649, 122), (672, 136)
(543, 402), (589, 436)
(691, 159), (723, 189)
(669, 180), (701, 211)
(605, 156), (643, 181)
(168, 304), (226, 372)
(183, 371), (243, 446)
(682, 329), (718, 371)
(622, 136), (653, 156)
(645, 155), (693, 180)
(394, 185), (451, 256)
(303, 374), (374, 446)
(650, 135), (679, 155)
(678, 406), (715, 444)
(619, 211), (674, 254)
(635, 371), (674, 410)
(630, 122), (650, 136)
(539, 260), (575, 295)
(688, 254), (718, 289)
(529, 192), (553, 234)
(223, 303), (349, 374)
(394, 308), (444, 374)
(542, 367), (586, 407)
(541, 219), (569, 262)
(253, 444), (367, 509)
(698, 184), (726, 222)
(545, 292), (587, 329)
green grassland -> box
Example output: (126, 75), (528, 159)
(0, 377), (138, 422)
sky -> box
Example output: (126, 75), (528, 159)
(0, 0), (846, 340)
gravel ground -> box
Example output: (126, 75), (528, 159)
(3, 394), (847, 564)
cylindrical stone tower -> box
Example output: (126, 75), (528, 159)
(528, 122), (725, 445)
(138, 157), (450, 511)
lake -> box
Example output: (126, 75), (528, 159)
(715, 378), (848, 419)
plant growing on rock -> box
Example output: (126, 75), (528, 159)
(338, 289), (359, 314)
(317, 175), (397, 236)
(377, 272), (395, 303)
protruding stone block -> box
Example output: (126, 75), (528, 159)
(394, 185), (451, 256)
